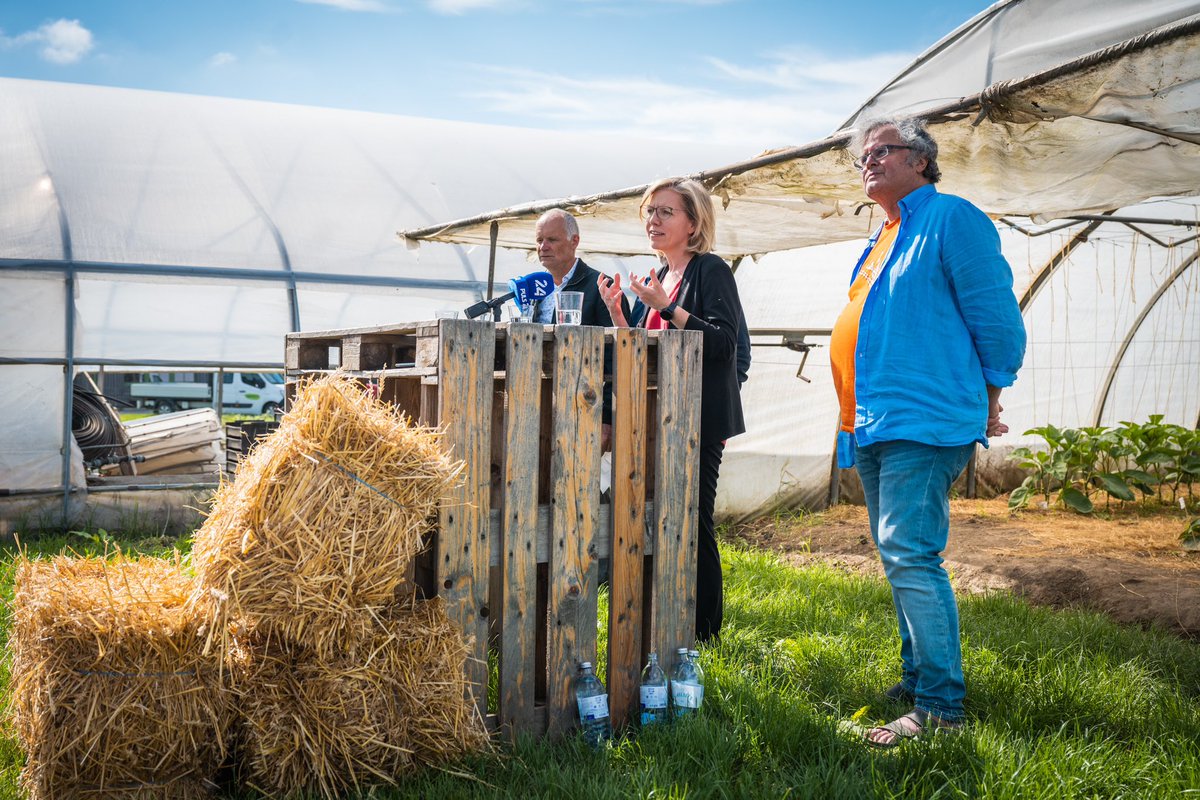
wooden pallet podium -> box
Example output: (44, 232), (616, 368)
(285, 319), (700, 739)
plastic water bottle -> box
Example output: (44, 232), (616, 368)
(670, 647), (703, 717)
(574, 661), (611, 747)
(669, 647), (689, 716)
(639, 652), (669, 726)
(688, 649), (705, 710)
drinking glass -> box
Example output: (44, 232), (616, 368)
(556, 291), (583, 325)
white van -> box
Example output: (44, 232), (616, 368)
(128, 372), (285, 415)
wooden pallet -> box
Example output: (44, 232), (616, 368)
(286, 319), (700, 739)
(124, 408), (223, 476)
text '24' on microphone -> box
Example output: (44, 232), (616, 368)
(463, 271), (554, 319)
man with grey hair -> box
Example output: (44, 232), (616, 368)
(529, 209), (615, 328)
(830, 116), (1025, 745)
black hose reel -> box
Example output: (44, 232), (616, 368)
(72, 387), (141, 471)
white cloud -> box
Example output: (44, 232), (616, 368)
(5, 19), (94, 65)
(427, 0), (519, 12)
(708, 50), (913, 91)
(294, 0), (391, 11)
(466, 49), (914, 148)
(209, 51), (237, 68)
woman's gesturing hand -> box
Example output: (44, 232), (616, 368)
(597, 273), (629, 327)
(629, 269), (669, 311)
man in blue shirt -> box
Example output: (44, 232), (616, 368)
(831, 117), (1026, 746)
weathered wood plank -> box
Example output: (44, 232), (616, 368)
(480, 502), (654, 567)
(420, 383), (438, 426)
(339, 334), (416, 371)
(607, 328), (649, 729)
(286, 321), (421, 340)
(284, 338), (334, 371)
(435, 319), (496, 722)
(650, 329), (702, 663)
(498, 322), (543, 738)
(379, 375), (422, 421)
(545, 324), (604, 738)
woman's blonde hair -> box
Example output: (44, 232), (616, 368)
(640, 177), (716, 255)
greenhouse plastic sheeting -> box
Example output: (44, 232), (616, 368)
(2, 0), (1198, 517)
(0, 366), (84, 492)
(0, 78), (739, 493)
(402, 2), (1200, 258)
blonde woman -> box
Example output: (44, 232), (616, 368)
(598, 177), (745, 643)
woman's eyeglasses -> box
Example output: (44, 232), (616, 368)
(641, 205), (676, 220)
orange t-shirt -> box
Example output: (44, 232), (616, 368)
(830, 218), (900, 433)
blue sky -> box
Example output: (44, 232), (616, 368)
(0, 0), (995, 148)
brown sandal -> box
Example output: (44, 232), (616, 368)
(866, 708), (962, 748)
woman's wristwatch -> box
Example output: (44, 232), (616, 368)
(660, 300), (679, 321)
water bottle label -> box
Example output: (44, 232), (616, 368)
(577, 694), (609, 720)
(672, 682), (704, 709)
(640, 685), (668, 708)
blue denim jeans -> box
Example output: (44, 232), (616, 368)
(855, 439), (975, 722)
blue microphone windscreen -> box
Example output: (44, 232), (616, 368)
(509, 271), (554, 309)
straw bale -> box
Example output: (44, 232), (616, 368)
(8, 554), (233, 800)
(190, 374), (461, 660)
(237, 596), (490, 799)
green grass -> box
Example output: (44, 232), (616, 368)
(2, 535), (1197, 799)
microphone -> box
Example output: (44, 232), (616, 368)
(464, 271), (555, 319)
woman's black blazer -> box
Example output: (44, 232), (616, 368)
(631, 252), (746, 444)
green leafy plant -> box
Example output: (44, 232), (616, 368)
(1008, 424), (1069, 511)
(1008, 424), (1101, 513)
(1118, 415), (1179, 502)
(1008, 416), (1198, 515)
(1079, 426), (1136, 509)
(1164, 426), (1200, 503)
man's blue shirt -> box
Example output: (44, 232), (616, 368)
(838, 184), (1026, 465)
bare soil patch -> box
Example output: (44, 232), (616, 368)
(729, 498), (1200, 638)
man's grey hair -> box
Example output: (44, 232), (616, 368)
(537, 208), (580, 239)
(851, 116), (942, 184)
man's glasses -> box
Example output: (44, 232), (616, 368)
(852, 144), (915, 171)
(641, 205), (676, 220)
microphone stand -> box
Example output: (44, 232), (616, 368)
(463, 294), (512, 320)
